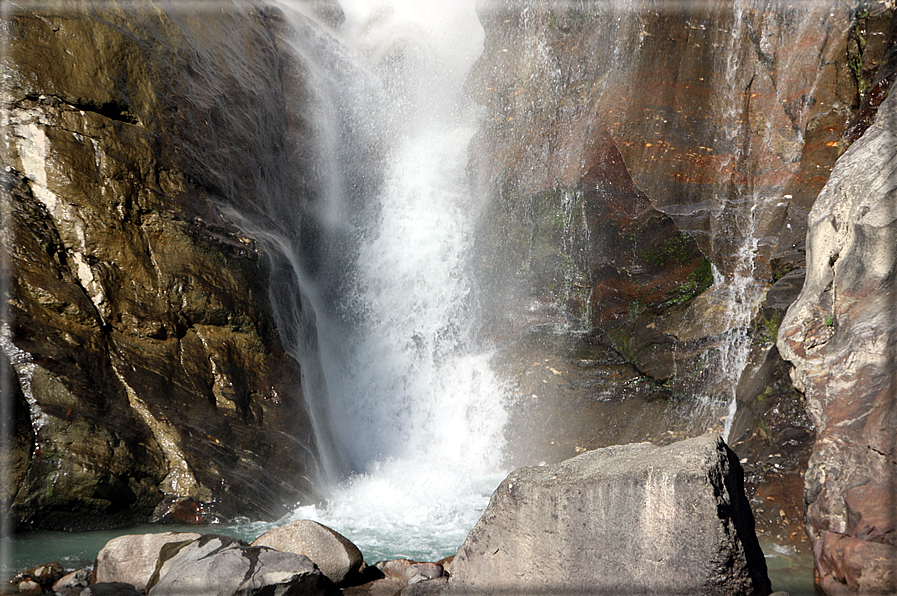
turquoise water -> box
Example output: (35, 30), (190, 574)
(6, 523), (814, 594)
(761, 539), (816, 596)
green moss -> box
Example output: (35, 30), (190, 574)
(640, 232), (696, 270)
(849, 53), (870, 96)
(755, 385), (774, 403)
(659, 256), (714, 307)
(848, 5), (871, 97)
(761, 310), (782, 343)
(825, 316), (834, 328)
(548, 3), (602, 31)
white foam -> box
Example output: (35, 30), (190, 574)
(271, 0), (506, 560)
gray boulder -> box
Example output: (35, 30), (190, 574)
(449, 434), (771, 595)
(146, 534), (339, 596)
(252, 520), (365, 586)
(93, 531), (201, 592)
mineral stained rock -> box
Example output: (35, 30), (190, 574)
(1, 1), (318, 528)
(778, 86), (897, 595)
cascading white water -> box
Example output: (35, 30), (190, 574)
(259, 0), (510, 562)
(710, 3), (769, 440)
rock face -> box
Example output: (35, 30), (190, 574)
(778, 88), (897, 594)
(468, 1), (890, 306)
(93, 531), (202, 592)
(252, 520), (365, 586)
(146, 534), (339, 596)
(1, 2), (319, 527)
(449, 434), (770, 596)
(468, 3), (896, 581)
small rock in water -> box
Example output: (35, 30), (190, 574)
(375, 559), (445, 584)
(53, 568), (91, 596)
(13, 561), (64, 588)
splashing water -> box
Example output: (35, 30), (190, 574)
(262, 0), (510, 562)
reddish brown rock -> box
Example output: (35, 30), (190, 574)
(468, 1), (877, 283)
(778, 83), (897, 593)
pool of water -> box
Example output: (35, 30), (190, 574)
(761, 538), (816, 596)
(5, 523), (814, 594)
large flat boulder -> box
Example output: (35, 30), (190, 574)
(93, 532), (201, 592)
(449, 434), (770, 595)
(146, 534), (339, 596)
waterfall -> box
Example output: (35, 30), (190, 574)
(250, 0), (510, 561)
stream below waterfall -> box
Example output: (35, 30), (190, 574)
(5, 1), (827, 594)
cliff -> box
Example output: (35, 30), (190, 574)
(778, 85), (897, 595)
(469, 1), (896, 591)
(1, 1), (319, 529)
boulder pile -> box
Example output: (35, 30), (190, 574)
(10, 435), (772, 596)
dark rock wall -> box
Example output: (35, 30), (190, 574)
(1, 1), (318, 529)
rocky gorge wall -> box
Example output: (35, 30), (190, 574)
(467, 0), (897, 591)
(778, 87), (897, 594)
(3, 0), (897, 592)
(1, 0), (321, 529)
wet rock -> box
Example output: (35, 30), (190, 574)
(146, 534), (340, 596)
(778, 82), (897, 594)
(469, 2), (886, 287)
(2, 0), (319, 528)
(472, 125), (710, 335)
(13, 561), (64, 589)
(52, 568), (91, 596)
(251, 519), (365, 586)
(727, 340), (814, 553)
(465, 9), (883, 559)
(450, 434), (770, 595)
(151, 496), (218, 525)
(93, 531), (202, 592)
(494, 327), (722, 469)
(374, 559), (444, 584)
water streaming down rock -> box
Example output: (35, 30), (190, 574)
(251, 0), (511, 561)
(265, 1), (854, 555)
(3, 3), (893, 588)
